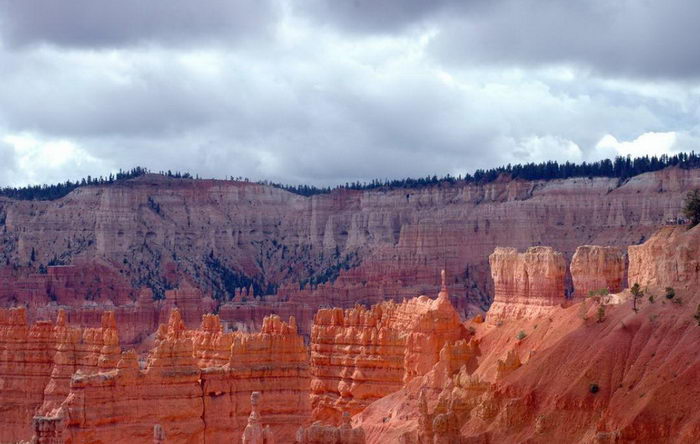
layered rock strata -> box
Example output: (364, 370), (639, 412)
(628, 224), (700, 291)
(487, 246), (567, 322)
(0, 308), (120, 443)
(310, 274), (467, 423)
(3, 167), (698, 343)
(201, 315), (310, 443)
(45, 311), (309, 444)
(570, 245), (626, 298)
(59, 327), (205, 443)
(0, 307), (56, 443)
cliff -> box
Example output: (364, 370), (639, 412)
(0, 308), (121, 443)
(60, 311), (205, 444)
(0, 308), (56, 443)
(628, 224), (700, 291)
(570, 245), (626, 298)
(2, 167), (698, 342)
(201, 314), (310, 443)
(309, 274), (467, 423)
(51, 311), (309, 444)
(487, 246), (567, 322)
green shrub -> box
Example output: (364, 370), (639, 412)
(589, 383), (600, 394)
(682, 189), (700, 227)
(596, 305), (606, 323)
(516, 330), (527, 340)
(631, 283), (644, 313)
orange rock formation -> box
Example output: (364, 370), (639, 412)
(357, 231), (700, 443)
(296, 412), (366, 443)
(201, 314), (310, 443)
(570, 245), (626, 297)
(241, 391), (276, 444)
(0, 308), (120, 443)
(628, 224), (700, 291)
(309, 272), (468, 423)
(6, 226), (700, 443)
(487, 246), (567, 322)
(28, 311), (309, 443)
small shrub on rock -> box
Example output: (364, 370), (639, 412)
(596, 305), (606, 323)
(665, 287), (675, 299)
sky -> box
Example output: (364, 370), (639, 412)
(1, 0), (699, 187)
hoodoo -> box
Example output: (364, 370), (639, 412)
(309, 271), (467, 423)
(570, 245), (626, 297)
(487, 246), (567, 322)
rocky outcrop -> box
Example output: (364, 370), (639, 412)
(296, 412), (366, 444)
(0, 308), (121, 443)
(628, 225), (700, 291)
(46, 311), (309, 443)
(201, 315), (310, 443)
(570, 245), (626, 297)
(310, 274), (467, 423)
(487, 246), (567, 322)
(241, 392), (276, 444)
(0, 308), (56, 442)
(60, 310), (205, 443)
(39, 310), (121, 415)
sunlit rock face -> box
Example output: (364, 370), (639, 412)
(50, 311), (309, 444)
(487, 246), (567, 322)
(309, 275), (468, 423)
(0, 308), (120, 443)
(628, 224), (700, 291)
(570, 245), (626, 297)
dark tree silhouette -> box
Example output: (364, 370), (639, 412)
(683, 189), (700, 227)
(3, 152), (700, 200)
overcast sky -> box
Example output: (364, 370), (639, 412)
(1, 0), (699, 187)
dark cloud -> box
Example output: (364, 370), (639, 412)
(0, 1), (698, 187)
(0, 0), (279, 48)
(431, 0), (700, 79)
(295, 0), (475, 34)
(299, 0), (700, 79)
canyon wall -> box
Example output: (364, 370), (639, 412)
(0, 308), (120, 443)
(570, 245), (626, 298)
(47, 311), (309, 444)
(309, 276), (468, 423)
(1, 167), (698, 341)
(487, 246), (567, 322)
(7, 225), (700, 443)
(628, 224), (700, 291)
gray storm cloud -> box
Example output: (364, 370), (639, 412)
(0, 0), (698, 187)
(0, 0), (279, 47)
